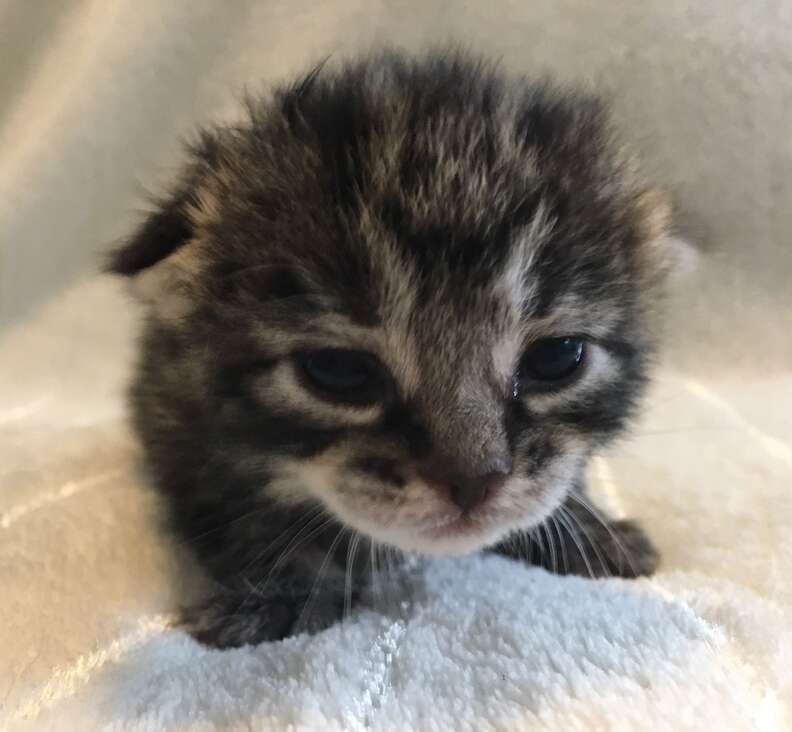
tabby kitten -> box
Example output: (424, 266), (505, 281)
(110, 50), (674, 648)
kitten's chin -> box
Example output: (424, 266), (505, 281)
(331, 501), (562, 557)
(394, 524), (510, 557)
(357, 519), (509, 557)
(303, 472), (573, 557)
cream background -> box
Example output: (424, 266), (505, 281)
(2, 1), (792, 372)
(1, 2), (791, 730)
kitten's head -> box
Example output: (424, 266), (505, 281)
(111, 51), (678, 556)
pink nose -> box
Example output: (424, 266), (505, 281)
(447, 471), (510, 512)
(418, 455), (512, 513)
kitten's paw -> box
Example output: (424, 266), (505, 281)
(561, 518), (659, 579)
(494, 513), (660, 580)
(179, 586), (350, 648)
(180, 592), (298, 648)
(558, 517), (659, 579)
(603, 519), (659, 578)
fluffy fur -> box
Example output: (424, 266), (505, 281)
(110, 49), (672, 648)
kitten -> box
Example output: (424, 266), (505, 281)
(109, 49), (674, 648)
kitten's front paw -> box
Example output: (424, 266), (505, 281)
(180, 586), (349, 648)
(494, 510), (660, 580)
(180, 592), (298, 648)
(599, 519), (659, 578)
(550, 517), (659, 579)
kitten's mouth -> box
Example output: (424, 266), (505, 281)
(420, 507), (496, 539)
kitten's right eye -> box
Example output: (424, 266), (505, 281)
(513, 337), (586, 396)
(297, 349), (385, 403)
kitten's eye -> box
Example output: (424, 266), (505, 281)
(298, 349), (384, 401)
(515, 337), (585, 390)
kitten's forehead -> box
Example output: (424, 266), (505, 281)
(200, 53), (652, 380)
(316, 66), (635, 343)
(358, 93), (542, 277)
(357, 227), (532, 403)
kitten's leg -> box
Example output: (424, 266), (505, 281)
(180, 575), (355, 648)
(493, 486), (659, 578)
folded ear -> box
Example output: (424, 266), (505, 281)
(106, 176), (213, 319)
(106, 187), (196, 276)
(107, 127), (226, 277)
(634, 188), (698, 281)
(106, 130), (227, 319)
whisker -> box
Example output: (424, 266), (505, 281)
(512, 531), (524, 559)
(296, 527), (346, 632)
(541, 522), (558, 575)
(551, 515), (569, 575)
(529, 526), (545, 566)
(629, 426), (741, 439)
(239, 505), (325, 576)
(556, 507), (596, 579)
(378, 543), (390, 606)
(567, 492), (639, 577)
(176, 506), (270, 548)
(560, 504), (611, 578)
(344, 532), (361, 620)
(370, 541), (382, 607)
(382, 544), (393, 607)
(255, 513), (334, 595)
(382, 544), (402, 608)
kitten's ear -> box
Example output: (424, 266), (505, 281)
(106, 186), (196, 277)
(106, 181), (208, 317)
(106, 131), (224, 313)
(634, 188), (698, 281)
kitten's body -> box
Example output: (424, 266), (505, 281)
(111, 50), (670, 648)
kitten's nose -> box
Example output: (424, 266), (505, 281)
(418, 454), (512, 513)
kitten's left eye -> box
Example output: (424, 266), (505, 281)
(297, 349), (385, 403)
(515, 337), (586, 392)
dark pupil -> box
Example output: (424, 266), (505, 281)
(302, 349), (373, 392)
(521, 337), (584, 381)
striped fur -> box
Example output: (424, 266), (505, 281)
(110, 49), (671, 646)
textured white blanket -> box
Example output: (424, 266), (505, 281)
(2, 278), (790, 731)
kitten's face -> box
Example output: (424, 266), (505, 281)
(115, 54), (672, 556)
